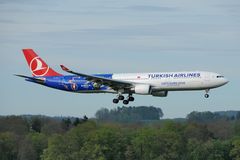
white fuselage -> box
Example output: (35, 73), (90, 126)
(112, 71), (228, 94)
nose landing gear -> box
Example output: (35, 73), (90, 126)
(204, 89), (210, 98)
(204, 94), (209, 98)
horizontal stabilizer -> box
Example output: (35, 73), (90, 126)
(15, 74), (45, 84)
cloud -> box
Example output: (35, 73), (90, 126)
(126, 5), (177, 12)
(0, 18), (16, 24)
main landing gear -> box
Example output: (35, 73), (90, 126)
(113, 94), (135, 105)
(204, 89), (210, 98)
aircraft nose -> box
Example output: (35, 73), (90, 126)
(223, 78), (229, 85)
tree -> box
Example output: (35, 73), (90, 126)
(125, 145), (138, 160)
(0, 116), (29, 135)
(79, 127), (128, 160)
(78, 143), (106, 160)
(234, 120), (240, 136)
(236, 112), (240, 120)
(95, 108), (110, 121)
(230, 138), (240, 160)
(1, 111), (240, 160)
(18, 133), (47, 160)
(61, 118), (72, 131)
(0, 132), (18, 160)
(186, 139), (231, 160)
(18, 137), (37, 160)
(41, 120), (64, 135)
(184, 123), (213, 141)
(95, 106), (164, 123)
(83, 115), (88, 122)
(41, 121), (97, 160)
(207, 119), (234, 139)
(131, 127), (182, 160)
(41, 134), (71, 160)
(73, 118), (80, 126)
(31, 117), (42, 133)
(187, 111), (222, 123)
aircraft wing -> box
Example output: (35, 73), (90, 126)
(60, 65), (133, 90)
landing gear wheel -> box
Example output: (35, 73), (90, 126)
(204, 94), (209, 98)
(113, 99), (119, 104)
(118, 95), (124, 100)
(204, 89), (210, 98)
(123, 100), (129, 105)
(128, 96), (134, 102)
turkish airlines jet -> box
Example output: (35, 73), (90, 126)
(16, 49), (229, 104)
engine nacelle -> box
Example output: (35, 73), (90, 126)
(134, 84), (152, 95)
(151, 91), (168, 97)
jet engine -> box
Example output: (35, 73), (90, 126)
(134, 84), (152, 95)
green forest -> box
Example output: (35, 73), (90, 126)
(0, 106), (240, 160)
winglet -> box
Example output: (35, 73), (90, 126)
(60, 65), (70, 72)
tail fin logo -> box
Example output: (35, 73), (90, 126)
(30, 57), (49, 76)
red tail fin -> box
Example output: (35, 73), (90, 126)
(22, 49), (62, 77)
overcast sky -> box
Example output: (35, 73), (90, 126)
(0, 0), (239, 118)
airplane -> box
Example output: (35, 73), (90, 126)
(16, 49), (229, 105)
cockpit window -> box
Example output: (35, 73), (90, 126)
(217, 75), (224, 78)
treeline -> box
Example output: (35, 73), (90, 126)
(0, 115), (88, 160)
(0, 108), (240, 160)
(187, 111), (240, 123)
(95, 106), (163, 122)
